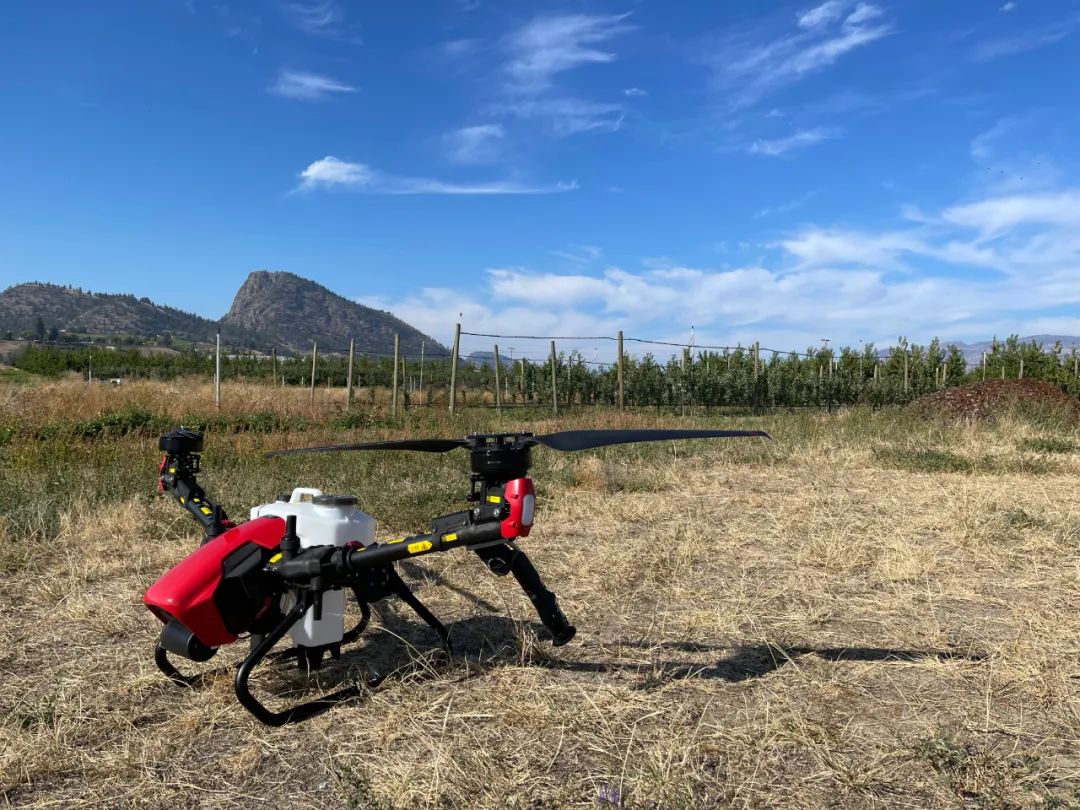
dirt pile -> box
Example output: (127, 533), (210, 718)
(911, 378), (1080, 421)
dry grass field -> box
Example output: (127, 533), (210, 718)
(1, 378), (1079, 808)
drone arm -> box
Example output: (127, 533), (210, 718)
(271, 511), (505, 585)
(160, 460), (231, 539)
(158, 429), (233, 543)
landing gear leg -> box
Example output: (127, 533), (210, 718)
(475, 543), (577, 645)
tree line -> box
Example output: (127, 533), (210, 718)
(12, 335), (1080, 408)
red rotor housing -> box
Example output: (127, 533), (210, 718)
(500, 477), (536, 539)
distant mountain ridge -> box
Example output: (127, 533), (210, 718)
(949, 335), (1080, 364)
(0, 272), (446, 356)
(0, 282), (242, 343)
(0, 278), (1074, 363)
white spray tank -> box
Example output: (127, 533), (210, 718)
(251, 488), (377, 650)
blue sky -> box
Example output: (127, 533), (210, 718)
(2, 0), (1080, 358)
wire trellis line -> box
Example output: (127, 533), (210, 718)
(460, 330), (820, 358)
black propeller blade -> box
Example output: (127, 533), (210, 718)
(267, 428), (768, 458)
(265, 438), (469, 458)
(527, 428), (769, 452)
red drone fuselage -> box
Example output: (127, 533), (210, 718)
(144, 477), (536, 652)
(144, 516), (284, 647)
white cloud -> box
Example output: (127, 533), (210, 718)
(798, 1), (846, 30)
(971, 15), (1079, 61)
(285, 1), (340, 34)
(749, 127), (838, 156)
(442, 38), (479, 58)
(755, 190), (818, 218)
(1000, 2), (1017, 10)
(383, 178), (578, 196)
(942, 191), (1080, 237)
(284, 1), (360, 41)
(968, 112), (1062, 193)
(845, 2), (883, 26)
(551, 245), (603, 264)
(495, 97), (625, 136)
(296, 157), (375, 190)
(271, 69), (356, 101)
(623, 87), (648, 98)
(294, 156), (575, 195)
(710, 1), (892, 108)
(781, 228), (924, 267)
(362, 185), (1080, 351)
(503, 13), (633, 92)
(475, 14), (633, 139)
(444, 124), (505, 165)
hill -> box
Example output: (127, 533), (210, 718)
(220, 271), (446, 356)
(467, 350), (513, 369)
(950, 335), (1080, 364)
(0, 283), (243, 344)
(0, 273), (446, 357)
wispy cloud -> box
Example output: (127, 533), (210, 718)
(941, 191), (1080, 238)
(1000, 2), (1017, 11)
(442, 38), (480, 58)
(495, 97), (625, 136)
(443, 124), (506, 165)
(294, 156), (576, 195)
(270, 69), (356, 101)
(283, 1), (360, 41)
(968, 112), (1061, 192)
(970, 15), (1079, 61)
(485, 14), (633, 138)
(623, 87), (648, 98)
(551, 244), (603, 264)
(709, 1), (893, 109)
(386, 178), (578, 196)
(749, 127), (838, 156)
(503, 13), (633, 92)
(756, 190), (818, 218)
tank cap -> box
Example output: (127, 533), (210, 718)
(312, 494), (358, 506)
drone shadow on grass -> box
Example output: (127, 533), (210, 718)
(291, 609), (987, 699)
(163, 601), (984, 713)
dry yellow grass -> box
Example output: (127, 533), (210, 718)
(1, 379), (1079, 808)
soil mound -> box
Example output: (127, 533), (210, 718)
(911, 378), (1080, 421)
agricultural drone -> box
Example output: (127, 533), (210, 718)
(144, 426), (767, 725)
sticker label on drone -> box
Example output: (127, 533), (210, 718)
(487, 495), (502, 504)
(269, 552), (282, 563)
(407, 540), (432, 554)
(442, 533), (458, 543)
(386, 537), (405, 544)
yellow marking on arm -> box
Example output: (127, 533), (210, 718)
(442, 533), (458, 543)
(407, 540), (432, 555)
